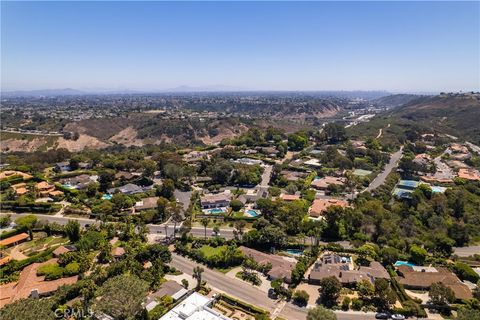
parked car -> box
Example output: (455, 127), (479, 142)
(375, 313), (390, 319)
(391, 314), (406, 320)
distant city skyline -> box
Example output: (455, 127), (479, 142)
(1, 1), (479, 92)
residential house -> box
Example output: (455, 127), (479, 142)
(280, 170), (307, 182)
(10, 183), (28, 196)
(413, 153), (432, 166)
(112, 247), (126, 260)
(60, 174), (97, 190)
(311, 176), (345, 190)
(0, 258), (78, 308)
(309, 253), (389, 286)
(35, 181), (64, 198)
(135, 197), (159, 211)
(159, 292), (230, 320)
(239, 246), (296, 283)
(107, 183), (144, 195)
(457, 168), (480, 181)
(144, 280), (188, 312)
(55, 162), (71, 172)
(200, 191), (232, 209)
(308, 198), (348, 219)
(0, 170), (33, 181)
(0, 233), (29, 248)
(53, 245), (76, 258)
(396, 265), (472, 301)
(280, 194), (301, 202)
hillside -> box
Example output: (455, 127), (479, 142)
(349, 93), (480, 145)
(373, 94), (427, 107)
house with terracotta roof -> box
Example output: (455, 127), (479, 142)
(280, 194), (301, 202)
(457, 168), (480, 181)
(53, 245), (76, 257)
(308, 198), (348, 218)
(0, 233), (30, 248)
(10, 183), (28, 196)
(396, 265), (472, 301)
(0, 258), (78, 308)
(34, 181), (64, 198)
(112, 247), (126, 259)
(0, 170), (33, 181)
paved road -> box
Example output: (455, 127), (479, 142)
(170, 253), (279, 312)
(366, 147), (403, 192)
(4, 213), (235, 239)
(259, 164), (273, 187)
(466, 141), (480, 155)
(453, 245), (480, 257)
(171, 253), (377, 320)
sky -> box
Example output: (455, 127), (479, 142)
(1, 1), (479, 92)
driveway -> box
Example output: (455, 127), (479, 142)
(366, 147), (403, 192)
(174, 189), (192, 211)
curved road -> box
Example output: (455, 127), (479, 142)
(365, 147), (403, 192)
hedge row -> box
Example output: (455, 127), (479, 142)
(219, 293), (270, 317)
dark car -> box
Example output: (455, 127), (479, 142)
(375, 313), (390, 319)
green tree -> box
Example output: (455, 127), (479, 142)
(0, 214), (11, 228)
(0, 298), (55, 320)
(15, 214), (37, 239)
(230, 199), (244, 211)
(193, 266), (204, 290)
(429, 282), (455, 306)
(409, 244), (428, 265)
(94, 274), (149, 320)
(453, 262), (480, 283)
(201, 218), (209, 239)
(357, 279), (375, 300)
(306, 305), (337, 320)
(293, 290), (310, 306)
(318, 276), (342, 306)
(64, 220), (81, 242)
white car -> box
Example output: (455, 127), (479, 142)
(391, 314), (406, 320)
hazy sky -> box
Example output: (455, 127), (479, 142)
(1, 1), (479, 92)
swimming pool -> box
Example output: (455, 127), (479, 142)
(102, 194), (113, 200)
(206, 208), (226, 214)
(284, 249), (304, 256)
(245, 209), (259, 217)
(394, 261), (416, 267)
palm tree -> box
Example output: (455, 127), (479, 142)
(193, 266), (204, 290)
(168, 202), (183, 237)
(201, 218), (209, 239)
(234, 220), (246, 240)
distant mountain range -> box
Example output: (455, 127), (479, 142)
(2, 87), (393, 99)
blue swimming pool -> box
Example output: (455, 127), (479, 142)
(102, 194), (113, 200)
(284, 249), (304, 256)
(394, 261), (416, 267)
(246, 209), (259, 217)
(207, 208), (226, 214)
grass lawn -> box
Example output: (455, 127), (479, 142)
(198, 245), (227, 258)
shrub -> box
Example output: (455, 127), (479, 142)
(351, 298), (363, 311)
(341, 296), (351, 311)
(230, 199), (244, 211)
(453, 262), (480, 283)
(37, 263), (64, 280)
(293, 290), (309, 306)
(64, 262), (80, 276)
